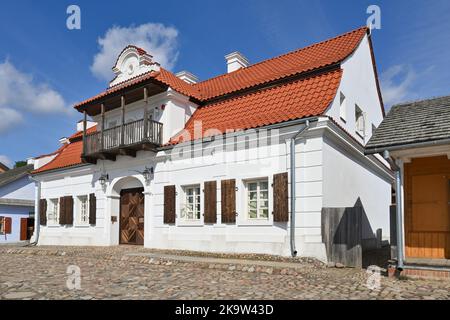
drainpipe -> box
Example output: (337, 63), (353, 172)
(27, 176), (41, 246)
(289, 119), (314, 257)
(383, 150), (404, 270)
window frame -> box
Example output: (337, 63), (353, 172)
(47, 198), (60, 226)
(76, 195), (90, 227)
(339, 92), (347, 122)
(178, 184), (202, 225)
(0, 216), (4, 234)
(355, 104), (365, 138)
(245, 178), (270, 221)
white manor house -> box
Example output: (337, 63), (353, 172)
(30, 27), (393, 262)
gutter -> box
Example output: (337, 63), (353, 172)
(27, 176), (41, 247)
(365, 137), (450, 155)
(382, 150), (404, 270)
(289, 117), (317, 257)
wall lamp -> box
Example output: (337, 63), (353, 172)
(99, 173), (109, 188)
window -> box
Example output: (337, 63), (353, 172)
(47, 198), (60, 225)
(77, 195), (89, 225)
(107, 120), (118, 129)
(339, 92), (347, 121)
(0, 216), (4, 234)
(246, 179), (269, 220)
(181, 185), (201, 221)
(355, 105), (365, 137)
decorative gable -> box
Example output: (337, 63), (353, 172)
(110, 45), (160, 87)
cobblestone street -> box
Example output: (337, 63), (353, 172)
(0, 246), (449, 300)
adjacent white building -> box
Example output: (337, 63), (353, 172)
(31, 27), (392, 262)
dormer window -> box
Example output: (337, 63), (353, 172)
(339, 92), (347, 122)
(355, 105), (365, 138)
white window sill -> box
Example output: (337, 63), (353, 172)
(238, 219), (272, 226)
(46, 224), (61, 228)
(74, 224), (92, 228)
(176, 220), (203, 227)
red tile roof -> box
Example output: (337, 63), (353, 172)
(32, 139), (84, 174)
(192, 27), (367, 100)
(170, 69), (342, 144)
(75, 27), (368, 109)
(32, 126), (97, 174)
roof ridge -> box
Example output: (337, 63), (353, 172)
(392, 94), (450, 108)
(194, 26), (367, 86)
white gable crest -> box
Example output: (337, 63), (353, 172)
(110, 45), (160, 87)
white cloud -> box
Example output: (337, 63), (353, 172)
(0, 61), (71, 134)
(91, 23), (179, 81)
(0, 107), (23, 133)
(380, 64), (416, 107)
(0, 60), (70, 114)
(0, 154), (13, 168)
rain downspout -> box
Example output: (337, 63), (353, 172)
(383, 150), (404, 270)
(27, 176), (41, 246)
(290, 119), (313, 257)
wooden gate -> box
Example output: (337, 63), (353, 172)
(405, 156), (450, 259)
(120, 188), (145, 245)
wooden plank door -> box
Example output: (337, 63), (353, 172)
(120, 188), (145, 245)
(405, 156), (450, 259)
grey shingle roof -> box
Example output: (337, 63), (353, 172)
(0, 164), (34, 188)
(365, 95), (450, 153)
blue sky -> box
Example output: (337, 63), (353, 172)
(0, 0), (449, 167)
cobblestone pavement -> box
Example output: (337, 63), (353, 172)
(1, 246), (449, 300)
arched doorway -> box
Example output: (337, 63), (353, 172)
(111, 176), (145, 245)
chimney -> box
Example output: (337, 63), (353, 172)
(225, 51), (249, 73)
(175, 71), (199, 84)
(59, 137), (69, 145)
(77, 119), (97, 132)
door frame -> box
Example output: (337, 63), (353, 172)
(119, 187), (145, 245)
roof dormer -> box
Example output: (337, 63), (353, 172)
(110, 45), (160, 87)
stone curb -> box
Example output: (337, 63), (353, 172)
(0, 248), (322, 276)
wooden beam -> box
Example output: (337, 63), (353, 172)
(121, 96), (125, 146)
(98, 152), (116, 162)
(118, 148), (137, 158)
(82, 111), (87, 155)
(101, 103), (105, 151)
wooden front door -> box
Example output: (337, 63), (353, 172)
(120, 188), (145, 245)
(405, 156), (450, 259)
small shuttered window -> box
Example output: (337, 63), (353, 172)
(221, 179), (236, 223)
(204, 181), (217, 224)
(273, 172), (289, 222)
(164, 185), (176, 224)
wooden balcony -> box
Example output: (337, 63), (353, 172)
(82, 117), (163, 163)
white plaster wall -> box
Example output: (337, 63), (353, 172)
(325, 34), (384, 145)
(149, 122), (327, 261)
(37, 167), (109, 246)
(322, 134), (392, 242)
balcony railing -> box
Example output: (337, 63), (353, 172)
(82, 118), (163, 162)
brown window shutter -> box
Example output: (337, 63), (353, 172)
(39, 199), (47, 226)
(59, 197), (66, 224)
(164, 185), (176, 224)
(221, 179), (236, 223)
(204, 181), (217, 224)
(20, 218), (28, 240)
(4, 217), (12, 234)
(66, 196), (74, 225)
(273, 172), (289, 222)
(89, 193), (97, 225)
